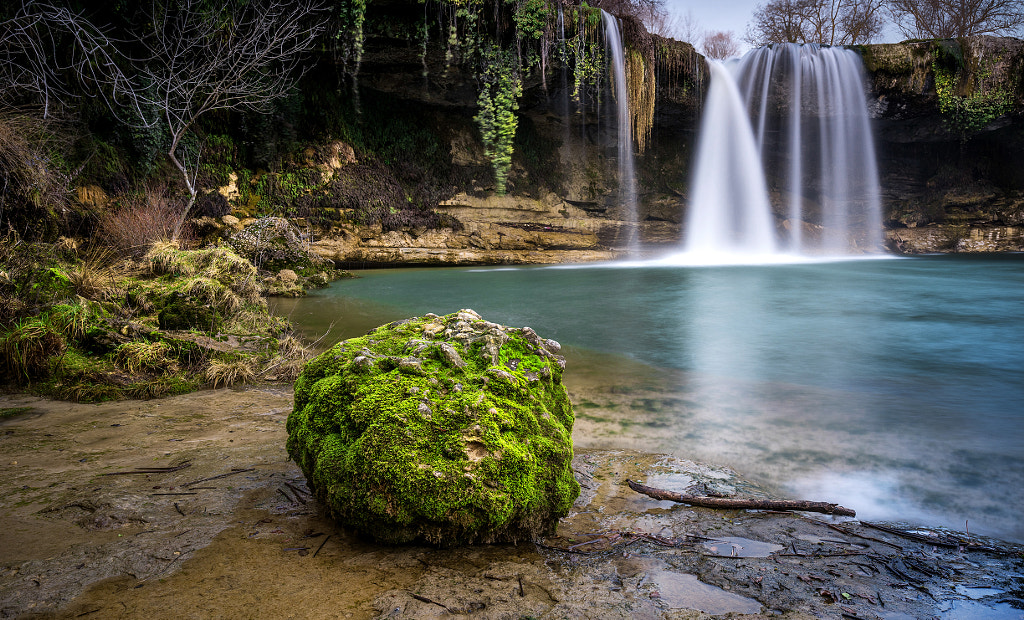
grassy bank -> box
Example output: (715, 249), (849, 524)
(0, 232), (342, 402)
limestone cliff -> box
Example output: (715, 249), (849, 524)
(181, 17), (1024, 260)
(858, 37), (1024, 253)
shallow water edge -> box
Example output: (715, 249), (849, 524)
(1, 388), (1021, 619)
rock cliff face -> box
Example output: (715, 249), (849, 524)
(860, 37), (1024, 253)
(191, 10), (1023, 261)
(289, 0), (706, 265)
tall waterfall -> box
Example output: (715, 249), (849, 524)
(601, 10), (639, 252)
(682, 44), (882, 261)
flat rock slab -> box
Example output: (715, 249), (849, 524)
(0, 389), (1020, 619)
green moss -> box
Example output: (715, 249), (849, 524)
(932, 42), (1014, 138)
(287, 309), (579, 545)
(0, 406), (33, 419)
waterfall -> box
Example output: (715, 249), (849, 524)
(682, 44), (882, 261)
(601, 10), (639, 253)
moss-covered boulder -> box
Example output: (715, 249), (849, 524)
(227, 216), (329, 276)
(286, 309), (579, 545)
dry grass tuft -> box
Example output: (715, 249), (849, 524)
(115, 341), (179, 374)
(66, 248), (132, 301)
(206, 357), (257, 388)
(0, 318), (66, 382)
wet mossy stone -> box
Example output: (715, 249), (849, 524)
(157, 293), (220, 332)
(286, 309), (579, 545)
(227, 217), (329, 276)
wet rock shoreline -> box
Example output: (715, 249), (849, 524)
(1, 388), (1021, 619)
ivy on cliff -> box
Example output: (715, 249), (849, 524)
(474, 46), (522, 194)
(932, 41), (1013, 139)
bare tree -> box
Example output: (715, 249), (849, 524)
(887, 0), (1024, 38)
(141, 0), (326, 237)
(746, 0), (811, 45)
(636, 4), (697, 42)
(0, 2), (141, 119)
(702, 31), (741, 59)
(746, 0), (884, 46)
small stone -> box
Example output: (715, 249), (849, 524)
(437, 342), (465, 369)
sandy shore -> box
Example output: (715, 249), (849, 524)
(1, 388), (1021, 619)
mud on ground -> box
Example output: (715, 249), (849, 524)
(0, 389), (1021, 619)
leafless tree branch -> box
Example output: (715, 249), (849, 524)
(886, 0), (1024, 39)
(746, 0), (884, 46)
(139, 0), (327, 238)
(0, 1), (144, 120)
(702, 30), (741, 59)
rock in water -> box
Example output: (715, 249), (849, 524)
(286, 309), (579, 545)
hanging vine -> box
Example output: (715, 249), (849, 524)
(614, 16), (655, 154)
(474, 45), (523, 194)
(932, 42), (1013, 139)
(334, 0), (367, 76)
(406, 0), (683, 191)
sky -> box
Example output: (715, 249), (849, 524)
(662, 0), (904, 53)
(664, 0), (760, 44)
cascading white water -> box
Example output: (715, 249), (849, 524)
(685, 62), (777, 257)
(601, 10), (639, 252)
(682, 44), (882, 261)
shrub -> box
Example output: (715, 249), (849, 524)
(97, 187), (188, 258)
(0, 112), (73, 239)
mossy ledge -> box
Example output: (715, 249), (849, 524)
(286, 309), (579, 546)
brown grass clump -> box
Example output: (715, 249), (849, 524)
(97, 187), (190, 258)
(206, 358), (257, 388)
(66, 248), (132, 302)
(115, 341), (179, 374)
(0, 318), (66, 383)
(262, 334), (313, 381)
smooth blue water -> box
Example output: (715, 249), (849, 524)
(275, 255), (1024, 542)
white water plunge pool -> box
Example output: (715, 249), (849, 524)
(273, 254), (1024, 543)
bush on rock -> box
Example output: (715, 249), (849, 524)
(286, 309), (579, 545)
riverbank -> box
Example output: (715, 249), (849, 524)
(1, 387), (1020, 619)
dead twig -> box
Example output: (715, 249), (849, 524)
(801, 517), (903, 550)
(313, 534), (331, 558)
(284, 481), (308, 502)
(410, 592), (452, 612)
(627, 479), (856, 517)
(182, 467), (255, 488)
(100, 461), (192, 476)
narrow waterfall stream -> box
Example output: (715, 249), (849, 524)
(601, 10), (639, 253)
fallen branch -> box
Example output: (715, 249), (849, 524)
(312, 534), (331, 558)
(626, 479), (856, 517)
(182, 467), (255, 488)
(100, 461), (192, 476)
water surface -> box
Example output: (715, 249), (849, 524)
(274, 254), (1024, 542)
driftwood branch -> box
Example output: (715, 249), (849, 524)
(627, 479), (856, 517)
